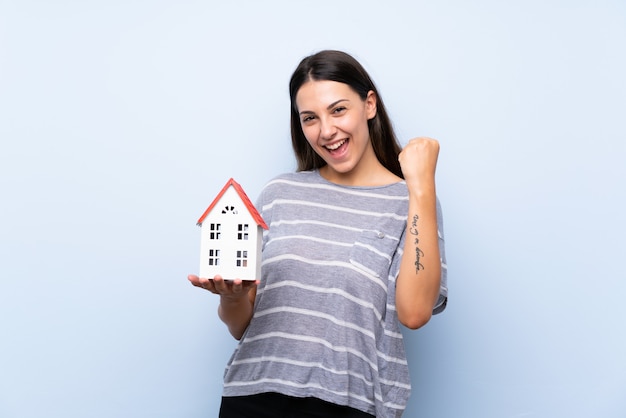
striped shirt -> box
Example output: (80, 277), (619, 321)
(222, 170), (447, 417)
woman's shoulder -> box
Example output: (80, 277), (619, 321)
(261, 170), (321, 191)
(256, 171), (318, 203)
(268, 170), (318, 182)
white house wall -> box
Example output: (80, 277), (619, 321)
(199, 187), (262, 281)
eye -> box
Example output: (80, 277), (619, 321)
(301, 115), (316, 123)
(332, 106), (347, 114)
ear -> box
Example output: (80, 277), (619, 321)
(365, 90), (377, 120)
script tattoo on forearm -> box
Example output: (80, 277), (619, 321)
(410, 214), (425, 274)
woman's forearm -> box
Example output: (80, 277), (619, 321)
(396, 186), (441, 329)
(218, 293), (255, 340)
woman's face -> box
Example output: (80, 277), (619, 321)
(295, 80), (378, 184)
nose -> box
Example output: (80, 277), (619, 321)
(319, 117), (337, 140)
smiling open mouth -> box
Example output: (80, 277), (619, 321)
(324, 139), (348, 153)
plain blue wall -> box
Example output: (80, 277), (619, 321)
(1, 1), (624, 417)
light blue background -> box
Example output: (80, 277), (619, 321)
(1, 1), (625, 417)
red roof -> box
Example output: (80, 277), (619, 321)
(196, 178), (268, 229)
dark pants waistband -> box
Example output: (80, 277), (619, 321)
(219, 392), (375, 418)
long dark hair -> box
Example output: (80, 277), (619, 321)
(288, 50), (403, 178)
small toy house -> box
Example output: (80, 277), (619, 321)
(196, 178), (268, 281)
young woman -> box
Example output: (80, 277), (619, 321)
(188, 50), (447, 418)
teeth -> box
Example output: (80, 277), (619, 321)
(325, 139), (346, 150)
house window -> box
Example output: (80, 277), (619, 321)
(208, 249), (220, 266)
(236, 250), (248, 267)
(237, 224), (249, 240)
(222, 205), (238, 214)
(209, 223), (221, 240)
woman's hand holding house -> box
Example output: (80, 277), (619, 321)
(187, 274), (258, 298)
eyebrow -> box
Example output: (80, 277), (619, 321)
(299, 99), (349, 115)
